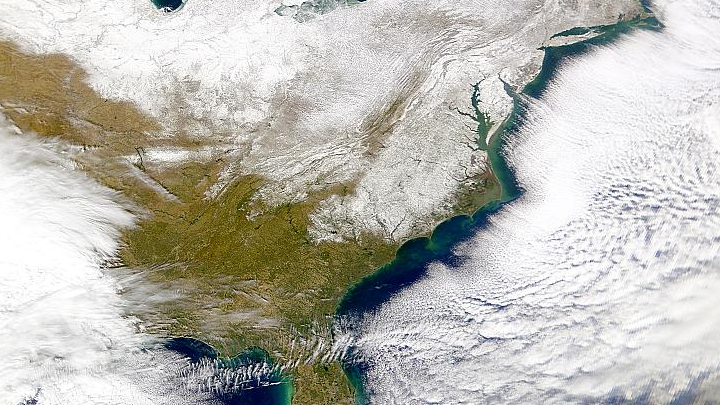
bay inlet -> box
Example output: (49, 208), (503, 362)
(336, 10), (661, 404)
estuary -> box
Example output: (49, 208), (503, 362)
(342, 0), (720, 403)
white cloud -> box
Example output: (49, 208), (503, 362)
(349, 1), (720, 403)
(0, 115), (217, 405)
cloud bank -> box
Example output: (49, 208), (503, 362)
(350, 1), (720, 403)
(0, 115), (223, 405)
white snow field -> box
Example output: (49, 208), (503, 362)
(0, 116), (240, 405)
(349, 0), (720, 403)
(0, 0), (641, 241)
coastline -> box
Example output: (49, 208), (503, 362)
(158, 9), (662, 404)
(151, 0), (187, 13)
(0, 1), (664, 404)
(164, 337), (294, 404)
(336, 8), (661, 404)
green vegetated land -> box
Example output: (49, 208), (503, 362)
(0, 6), (656, 401)
(0, 39), (466, 403)
(121, 172), (401, 402)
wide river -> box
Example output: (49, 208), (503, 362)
(342, 0), (720, 403)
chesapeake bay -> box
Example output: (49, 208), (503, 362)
(335, 11), (661, 404)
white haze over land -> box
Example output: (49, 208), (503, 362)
(0, 116), (229, 405)
(1, 0), (719, 404)
(351, 0), (720, 403)
(0, 0), (639, 242)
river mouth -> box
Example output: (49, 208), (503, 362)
(337, 0), (720, 402)
(335, 10), (666, 405)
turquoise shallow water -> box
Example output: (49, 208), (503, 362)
(161, 11), (659, 405)
(164, 337), (293, 404)
(336, 12), (661, 404)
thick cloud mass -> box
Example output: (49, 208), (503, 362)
(351, 1), (720, 403)
(0, 117), (223, 405)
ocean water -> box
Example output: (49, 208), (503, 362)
(0, 115), (214, 405)
(2, 0), (718, 403)
(0, 116), (286, 405)
(164, 338), (293, 405)
(342, 0), (720, 403)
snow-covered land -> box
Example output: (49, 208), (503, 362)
(0, 0), (642, 241)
